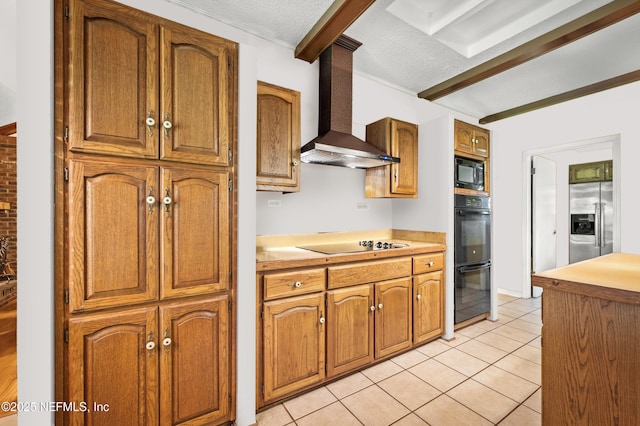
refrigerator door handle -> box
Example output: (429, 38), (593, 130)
(600, 202), (606, 248)
(594, 202), (601, 248)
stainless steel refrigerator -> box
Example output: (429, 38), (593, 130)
(569, 181), (613, 263)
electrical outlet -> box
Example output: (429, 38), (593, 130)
(356, 202), (369, 210)
(267, 200), (282, 208)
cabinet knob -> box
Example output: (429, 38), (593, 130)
(163, 189), (172, 213)
(319, 317), (325, 324)
(291, 281), (303, 288)
(146, 341), (156, 351)
(370, 305), (375, 312)
(416, 294), (422, 300)
(146, 187), (156, 214)
(163, 113), (172, 138)
(378, 303), (383, 310)
(146, 111), (156, 136)
(427, 261), (434, 267)
(162, 337), (172, 347)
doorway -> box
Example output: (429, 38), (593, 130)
(522, 134), (621, 298)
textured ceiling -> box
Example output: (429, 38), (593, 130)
(168, 0), (640, 120)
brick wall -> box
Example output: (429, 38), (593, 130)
(0, 136), (17, 275)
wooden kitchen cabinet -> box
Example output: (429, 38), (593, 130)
(68, 296), (230, 426)
(413, 271), (444, 344)
(326, 285), (374, 377)
(568, 159), (613, 183)
(326, 277), (412, 375)
(262, 293), (325, 403)
(159, 297), (230, 425)
(454, 120), (489, 158)
(58, 1), (237, 422)
(67, 0), (236, 166)
(375, 278), (413, 358)
(67, 306), (158, 425)
(256, 81), (301, 192)
(256, 244), (446, 409)
(365, 117), (418, 198)
(67, 158), (230, 312)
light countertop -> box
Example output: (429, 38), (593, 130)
(531, 253), (640, 305)
(256, 229), (446, 271)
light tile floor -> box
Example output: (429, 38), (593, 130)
(257, 294), (542, 426)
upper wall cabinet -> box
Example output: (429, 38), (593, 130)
(454, 120), (489, 159)
(365, 117), (418, 198)
(569, 160), (613, 184)
(67, 0), (237, 165)
(256, 81), (301, 192)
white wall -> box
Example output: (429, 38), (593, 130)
(489, 81), (640, 297)
(0, 0), (17, 125)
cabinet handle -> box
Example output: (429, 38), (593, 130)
(146, 111), (156, 136)
(290, 281), (303, 288)
(162, 329), (172, 352)
(146, 187), (156, 214)
(163, 188), (172, 213)
(416, 294), (422, 300)
(163, 113), (173, 138)
(146, 331), (156, 355)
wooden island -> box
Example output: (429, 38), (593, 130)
(532, 253), (640, 425)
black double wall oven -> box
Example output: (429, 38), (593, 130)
(454, 195), (491, 324)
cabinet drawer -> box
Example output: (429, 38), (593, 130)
(263, 268), (325, 300)
(413, 253), (444, 274)
(328, 258), (412, 289)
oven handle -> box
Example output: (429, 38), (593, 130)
(458, 262), (491, 273)
(456, 210), (491, 216)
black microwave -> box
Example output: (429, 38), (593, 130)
(455, 157), (485, 191)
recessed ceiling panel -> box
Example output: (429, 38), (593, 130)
(387, 0), (584, 57)
(433, 11), (640, 118)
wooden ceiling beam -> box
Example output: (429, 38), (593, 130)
(0, 122), (17, 136)
(419, 0), (640, 101)
(295, 0), (375, 63)
(479, 69), (640, 124)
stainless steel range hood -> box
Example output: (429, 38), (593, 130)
(300, 35), (400, 169)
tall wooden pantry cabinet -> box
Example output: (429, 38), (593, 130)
(54, 0), (238, 424)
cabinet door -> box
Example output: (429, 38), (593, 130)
(413, 271), (444, 344)
(263, 293), (325, 402)
(375, 278), (412, 358)
(68, 0), (159, 158)
(68, 306), (158, 426)
(454, 120), (475, 154)
(68, 159), (159, 312)
(160, 167), (230, 298)
(390, 119), (418, 195)
(326, 285), (374, 377)
(256, 81), (301, 192)
(159, 23), (236, 165)
(159, 296), (230, 425)
(473, 127), (490, 157)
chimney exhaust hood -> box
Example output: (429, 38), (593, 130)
(300, 35), (400, 169)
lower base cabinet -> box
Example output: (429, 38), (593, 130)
(68, 296), (230, 425)
(326, 285), (374, 377)
(258, 251), (445, 408)
(375, 278), (412, 358)
(262, 293), (325, 402)
(413, 271), (444, 344)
